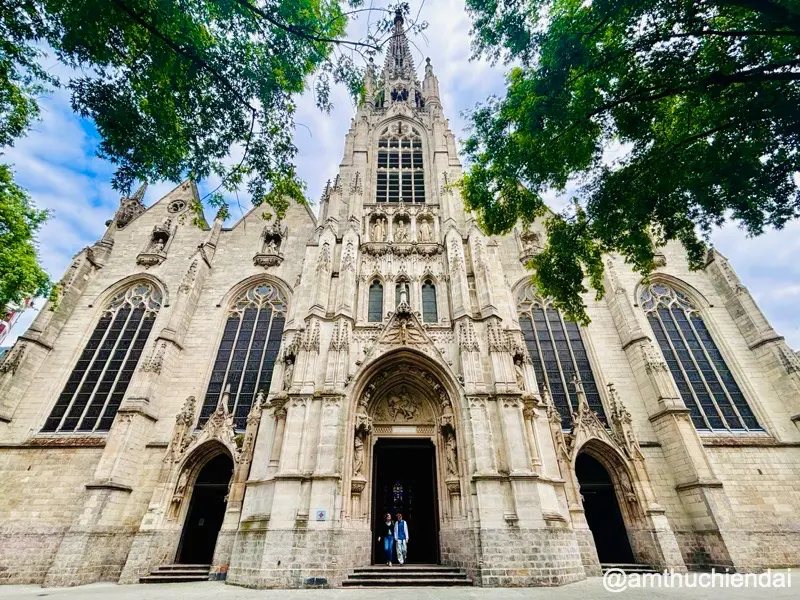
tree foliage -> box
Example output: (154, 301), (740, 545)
(0, 163), (49, 313)
(462, 0), (800, 323)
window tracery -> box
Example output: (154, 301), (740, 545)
(200, 282), (287, 430)
(640, 282), (761, 431)
(42, 282), (163, 432)
(376, 124), (425, 203)
(516, 285), (605, 428)
(422, 280), (437, 323)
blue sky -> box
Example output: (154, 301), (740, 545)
(4, 0), (800, 348)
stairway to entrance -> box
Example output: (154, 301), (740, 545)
(342, 565), (472, 587)
(139, 564), (211, 583)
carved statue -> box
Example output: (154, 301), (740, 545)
(445, 433), (459, 477)
(283, 359), (295, 391)
(172, 470), (189, 504)
(387, 389), (418, 421)
(395, 220), (409, 242)
(418, 219), (432, 242)
(353, 435), (364, 477)
(371, 217), (386, 242)
(514, 358), (526, 391)
(266, 239), (278, 254)
(152, 238), (166, 254)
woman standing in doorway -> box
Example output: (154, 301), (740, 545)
(377, 513), (395, 566)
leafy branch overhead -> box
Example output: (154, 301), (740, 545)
(461, 0), (800, 323)
(0, 1), (426, 307)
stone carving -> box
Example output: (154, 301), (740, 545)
(341, 240), (356, 272)
(137, 217), (173, 266)
(350, 171), (363, 195)
(418, 218), (433, 242)
(167, 199), (187, 214)
(386, 387), (420, 421)
(254, 219), (286, 268)
(178, 260), (199, 294)
(514, 355), (526, 391)
(607, 383), (645, 462)
(778, 344), (800, 375)
(445, 431), (459, 477)
(316, 242), (331, 273)
(458, 320), (480, 352)
(141, 339), (167, 374)
(114, 183), (147, 228)
(353, 436), (364, 477)
(172, 470), (189, 504)
(165, 396), (196, 462)
(641, 343), (669, 373)
(283, 357), (295, 391)
(486, 319), (506, 353)
(371, 216), (387, 242)
(0, 342), (26, 375)
(394, 219), (410, 242)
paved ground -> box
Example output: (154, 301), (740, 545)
(0, 573), (797, 600)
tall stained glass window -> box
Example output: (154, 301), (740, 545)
(422, 280), (437, 323)
(368, 280), (384, 322)
(517, 286), (606, 428)
(375, 123), (425, 203)
(42, 282), (162, 432)
(201, 282), (287, 429)
(640, 283), (761, 432)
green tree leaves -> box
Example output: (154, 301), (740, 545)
(462, 0), (800, 322)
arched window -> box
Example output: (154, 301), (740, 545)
(42, 282), (162, 432)
(200, 282), (287, 429)
(640, 283), (761, 432)
(422, 280), (437, 323)
(376, 123), (425, 203)
(517, 286), (606, 428)
(368, 280), (383, 322)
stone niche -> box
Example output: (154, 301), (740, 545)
(253, 219), (287, 268)
(137, 217), (175, 267)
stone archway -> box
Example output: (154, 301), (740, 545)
(176, 452), (234, 565)
(346, 353), (466, 566)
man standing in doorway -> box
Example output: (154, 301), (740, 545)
(394, 512), (409, 565)
(377, 513), (395, 566)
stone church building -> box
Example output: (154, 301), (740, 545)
(1, 11), (800, 589)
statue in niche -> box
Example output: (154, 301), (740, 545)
(353, 435), (364, 477)
(266, 239), (278, 254)
(395, 220), (409, 242)
(152, 237), (166, 254)
(283, 358), (295, 391)
(418, 219), (433, 242)
(371, 217), (387, 242)
(514, 356), (526, 391)
(172, 470), (189, 504)
(445, 432), (459, 477)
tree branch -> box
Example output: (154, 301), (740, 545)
(716, 0), (800, 32)
(109, 0), (257, 114)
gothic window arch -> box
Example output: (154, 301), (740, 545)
(640, 282), (761, 432)
(375, 123), (425, 203)
(422, 280), (438, 323)
(516, 285), (606, 428)
(201, 282), (287, 429)
(368, 280), (384, 322)
(42, 281), (163, 433)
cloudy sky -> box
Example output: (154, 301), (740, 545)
(4, 0), (800, 348)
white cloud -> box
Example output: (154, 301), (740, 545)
(2, 0), (799, 354)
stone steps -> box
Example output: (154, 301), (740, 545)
(139, 564), (211, 584)
(342, 565), (472, 587)
(601, 563), (660, 574)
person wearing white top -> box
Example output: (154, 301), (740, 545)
(393, 513), (410, 565)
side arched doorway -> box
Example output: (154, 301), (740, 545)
(576, 453), (634, 565)
(177, 453), (233, 565)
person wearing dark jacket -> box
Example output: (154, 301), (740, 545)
(377, 513), (395, 565)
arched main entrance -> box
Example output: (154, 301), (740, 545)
(576, 453), (634, 564)
(177, 453), (233, 565)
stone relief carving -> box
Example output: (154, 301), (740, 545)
(254, 219), (287, 268)
(114, 184), (147, 228)
(371, 216), (387, 242)
(418, 218), (433, 242)
(445, 431), (459, 477)
(315, 242), (332, 273)
(394, 218), (410, 242)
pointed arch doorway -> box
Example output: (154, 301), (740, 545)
(177, 453), (233, 565)
(576, 453), (634, 564)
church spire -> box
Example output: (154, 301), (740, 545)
(384, 8), (416, 80)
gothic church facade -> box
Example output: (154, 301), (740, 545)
(1, 12), (800, 589)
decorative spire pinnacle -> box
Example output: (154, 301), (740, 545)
(384, 7), (415, 80)
(114, 182), (147, 228)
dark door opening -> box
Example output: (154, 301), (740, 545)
(372, 438), (439, 564)
(576, 453), (635, 564)
(177, 453), (233, 565)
